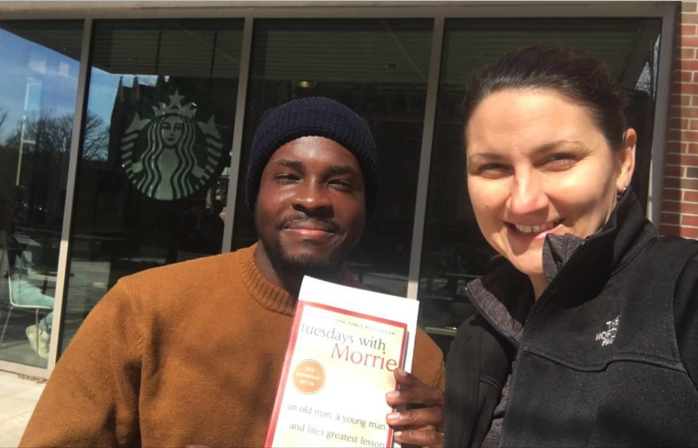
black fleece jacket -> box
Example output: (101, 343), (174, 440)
(445, 189), (698, 447)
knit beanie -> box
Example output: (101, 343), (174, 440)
(245, 96), (379, 219)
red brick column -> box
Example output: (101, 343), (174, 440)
(663, 1), (698, 238)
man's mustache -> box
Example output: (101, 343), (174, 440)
(276, 214), (341, 234)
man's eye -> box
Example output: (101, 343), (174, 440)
(275, 174), (299, 183)
(330, 179), (353, 190)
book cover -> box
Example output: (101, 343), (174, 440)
(297, 277), (420, 370)
(265, 277), (419, 448)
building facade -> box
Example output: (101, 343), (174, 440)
(664, 1), (698, 237)
(0, 1), (683, 377)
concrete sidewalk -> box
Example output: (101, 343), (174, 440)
(0, 370), (44, 447)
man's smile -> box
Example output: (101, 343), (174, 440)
(281, 220), (339, 240)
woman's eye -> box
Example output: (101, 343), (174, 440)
(475, 163), (510, 177)
(544, 153), (576, 169)
(482, 163), (505, 171)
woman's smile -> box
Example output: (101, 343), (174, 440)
(504, 220), (564, 247)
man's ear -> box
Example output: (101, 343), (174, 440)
(616, 128), (636, 193)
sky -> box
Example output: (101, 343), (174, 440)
(0, 30), (80, 142)
(0, 27), (159, 146)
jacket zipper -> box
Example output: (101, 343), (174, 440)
(462, 285), (530, 446)
(496, 292), (545, 447)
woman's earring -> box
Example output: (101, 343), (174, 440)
(617, 184), (628, 200)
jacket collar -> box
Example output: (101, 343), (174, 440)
(467, 187), (655, 347)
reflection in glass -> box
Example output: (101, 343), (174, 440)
(62, 19), (243, 352)
(419, 19), (662, 354)
(0, 21), (82, 367)
(231, 19), (433, 296)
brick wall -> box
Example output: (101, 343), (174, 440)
(662, 1), (698, 238)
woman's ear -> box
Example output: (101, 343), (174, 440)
(616, 128), (637, 193)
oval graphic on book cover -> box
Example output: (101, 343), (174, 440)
(293, 359), (326, 394)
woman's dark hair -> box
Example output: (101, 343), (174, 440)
(462, 45), (629, 151)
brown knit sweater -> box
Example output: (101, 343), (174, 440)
(20, 244), (445, 447)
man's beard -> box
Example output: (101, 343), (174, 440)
(257, 215), (348, 280)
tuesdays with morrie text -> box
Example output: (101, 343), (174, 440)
(299, 323), (399, 372)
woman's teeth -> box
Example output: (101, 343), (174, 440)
(513, 221), (558, 234)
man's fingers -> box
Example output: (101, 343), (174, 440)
(393, 428), (444, 448)
(387, 369), (445, 407)
(394, 368), (420, 385)
(386, 368), (445, 448)
(386, 406), (444, 429)
(386, 385), (445, 408)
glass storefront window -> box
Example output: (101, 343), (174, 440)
(231, 19), (434, 296)
(418, 18), (662, 353)
(62, 19), (243, 352)
(0, 21), (82, 367)
(0, 14), (668, 367)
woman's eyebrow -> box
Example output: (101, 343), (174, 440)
(467, 140), (585, 163)
(531, 140), (585, 156)
(467, 151), (505, 163)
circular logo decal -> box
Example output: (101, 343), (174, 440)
(293, 359), (325, 394)
(120, 90), (223, 201)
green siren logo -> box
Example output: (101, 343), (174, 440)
(120, 90), (223, 201)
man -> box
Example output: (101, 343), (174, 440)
(20, 97), (444, 447)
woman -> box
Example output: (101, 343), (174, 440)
(444, 46), (698, 447)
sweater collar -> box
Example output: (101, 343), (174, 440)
(237, 244), (297, 316)
(236, 243), (363, 316)
(466, 187), (655, 347)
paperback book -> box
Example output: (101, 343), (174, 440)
(265, 277), (420, 448)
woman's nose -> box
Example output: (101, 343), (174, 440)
(506, 174), (549, 216)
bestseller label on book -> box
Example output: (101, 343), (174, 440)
(265, 277), (419, 448)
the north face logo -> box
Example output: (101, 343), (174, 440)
(595, 315), (619, 346)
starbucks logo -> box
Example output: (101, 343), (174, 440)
(120, 90), (223, 201)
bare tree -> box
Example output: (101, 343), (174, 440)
(0, 104), (8, 140)
(4, 110), (108, 160)
(82, 113), (109, 161)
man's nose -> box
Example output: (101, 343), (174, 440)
(506, 173), (549, 216)
(292, 181), (333, 217)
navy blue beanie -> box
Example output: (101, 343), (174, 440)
(246, 96), (379, 219)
